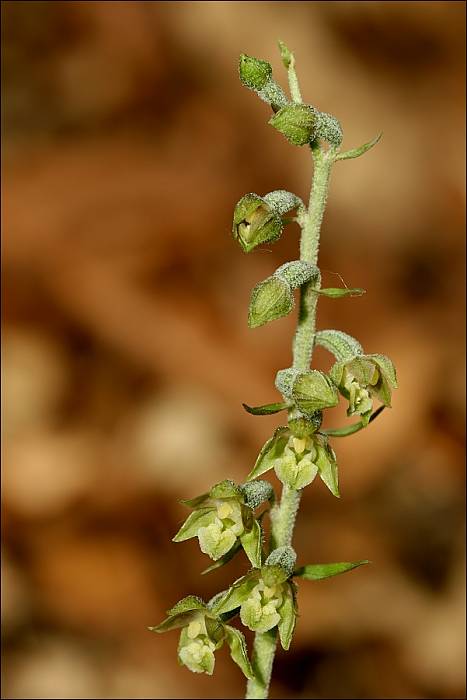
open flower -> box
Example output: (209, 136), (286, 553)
(213, 546), (298, 650)
(173, 480), (273, 568)
(330, 353), (397, 423)
(149, 595), (253, 678)
(247, 427), (339, 498)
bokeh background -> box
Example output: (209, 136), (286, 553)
(2, 2), (466, 698)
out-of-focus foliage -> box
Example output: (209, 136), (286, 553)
(1, 2), (465, 698)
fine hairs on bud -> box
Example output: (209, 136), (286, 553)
(265, 546), (297, 577)
(241, 481), (274, 510)
(153, 41), (396, 700)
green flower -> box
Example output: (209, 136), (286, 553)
(173, 480), (273, 568)
(239, 578), (288, 633)
(247, 428), (339, 497)
(213, 547), (298, 650)
(210, 549), (370, 652)
(330, 353), (397, 423)
(149, 596), (254, 679)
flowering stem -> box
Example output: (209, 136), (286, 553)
(245, 143), (336, 700)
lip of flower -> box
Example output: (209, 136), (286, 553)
(239, 580), (284, 633)
(197, 501), (245, 560)
(178, 618), (217, 675)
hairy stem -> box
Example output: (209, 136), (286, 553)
(292, 143), (335, 372)
(245, 143), (335, 700)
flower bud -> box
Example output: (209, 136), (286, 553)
(239, 54), (272, 91)
(233, 193), (283, 253)
(269, 103), (319, 146)
(248, 276), (293, 328)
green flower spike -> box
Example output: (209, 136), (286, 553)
(213, 546), (298, 650)
(233, 190), (302, 253)
(330, 353), (397, 425)
(149, 595), (254, 679)
(247, 427), (339, 497)
(173, 479), (273, 568)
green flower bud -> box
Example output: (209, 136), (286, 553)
(233, 190), (302, 254)
(233, 193), (283, 253)
(239, 54), (272, 91)
(269, 103), (319, 146)
(248, 276), (293, 328)
(248, 260), (319, 329)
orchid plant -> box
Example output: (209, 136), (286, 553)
(150, 42), (397, 699)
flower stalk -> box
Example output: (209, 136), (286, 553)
(150, 41), (397, 700)
(246, 130), (335, 700)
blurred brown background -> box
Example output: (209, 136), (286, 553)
(1, 2), (465, 698)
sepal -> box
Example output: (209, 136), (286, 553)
(213, 571), (261, 615)
(277, 582), (297, 650)
(315, 437), (339, 498)
(173, 508), (217, 542)
(247, 427), (290, 481)
(240, 519), (263, 568)
(224, 625), (255, 680)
